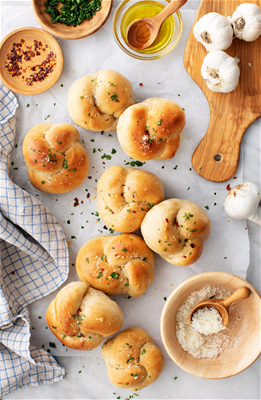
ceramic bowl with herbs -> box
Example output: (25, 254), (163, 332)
(32, 0), (113, 40)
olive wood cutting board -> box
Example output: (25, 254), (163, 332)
(184, 0), (261, 182)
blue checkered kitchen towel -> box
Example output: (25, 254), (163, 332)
(0, 85), (69, 397)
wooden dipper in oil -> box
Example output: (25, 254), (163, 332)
(190, 287), (250, 327)
(126, 0), (187, 50)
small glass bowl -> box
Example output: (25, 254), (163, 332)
(112, 0), (183, 61)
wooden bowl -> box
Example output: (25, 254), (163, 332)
(31, 0), (113, 40)
(0, 27), (63, 95)
(160, 271), (261, 379)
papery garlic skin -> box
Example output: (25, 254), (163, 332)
(201, 51), (240, 93)
(224, 182), (261, 225)
(193, 12), (233, 51)
(228, 3), (261, 42)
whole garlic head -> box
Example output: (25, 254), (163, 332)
(228, 3), (261, 42)
(224, 182), (261, 225)
(201, 50), (240, 93)
(193, 12), (233, 51)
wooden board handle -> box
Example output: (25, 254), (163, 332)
(192, 108), (253, 182)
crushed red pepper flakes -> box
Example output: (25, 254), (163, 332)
(233, 177), (237, 179)
(165, 218), (169, 223)
(86, 193), (90, 199)
(5, 39), (57, 86)
(226, 184), (231, 191)
(11, 271), (16, 275)
(88, 176), (92, 179)
(74, 197), (79, 207)
(182, 255), (187, 258)
(190, 243), (195, 248)
(139, 83), (143, 86)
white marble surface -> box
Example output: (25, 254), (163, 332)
(1, 0), (261, 399)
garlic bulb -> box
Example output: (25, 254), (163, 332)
(193, 12), (233, 51)
(224, 182), (261, 225)
(228, 3), (261, 42)
(201, 51), (240, 93)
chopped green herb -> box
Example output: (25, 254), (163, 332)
(110, 272), (119, 278)
(122, 248), (127, 252)
(127, 357), (134, 364)
(44, 0), (102, 27)
(49, 342), (56, 348)
(156, 119), (162, 126)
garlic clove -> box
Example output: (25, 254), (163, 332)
(193, 12), (233, 51)
(201, 50), (240, 93)
(224, 182), (261, 225)
(229, 3), (261, 42)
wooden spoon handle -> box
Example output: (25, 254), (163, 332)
(153, 0), (187, 25)
(223, 287), (250, 308)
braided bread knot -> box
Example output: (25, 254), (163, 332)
(97, 165), (165, 232)
(141, 199), (211, 266)
(46, 282), (123, 350)
(76, 234), (155, 297)
(23, 123), (89, 194)
(117, 98), (186, 161)
(102, 327), (165, 391)
(68, 69), (135, 132)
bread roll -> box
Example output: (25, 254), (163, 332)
(102, 327), (165, 391)
(97, 165), (165, 232)
(76, 234), (154, 297)
(68, 70), (135, 132)
(46, 282), (123, 350)
(23, 123), (89, 194)
(117, 98), (186, 161)
(141, 199), (211, 266)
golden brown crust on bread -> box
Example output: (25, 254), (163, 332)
(23, 123), (89, 194)
(68, 70), (135, 132)
(117, 98), (186, 161)
(97, 165), (165, 232)
(76, 234), (154, 297)
(102, 327), (165, 391)
(141, 199), (211, 266)
(46, 282), (123, 350)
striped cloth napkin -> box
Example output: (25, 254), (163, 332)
(0, 85), (69, 397)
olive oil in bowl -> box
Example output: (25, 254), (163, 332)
(120, 0), (175, 53)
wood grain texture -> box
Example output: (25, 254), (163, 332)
(184, 0), (261, 182)
(31, 0), (113, 40)
(0, 27), (63, 95)
(160, 271), (261, 379)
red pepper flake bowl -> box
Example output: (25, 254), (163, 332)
(0, 27), (63, 95)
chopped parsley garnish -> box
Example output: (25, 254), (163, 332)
(126, 357), (135, 364)
(71, 168), (76, 172)
(85, 258), (89, 263)
(156, 119), (162, 126)
(110, 272), (119, 278)
(163, 297), (167, 301)
(122, 248), (127, 252)
(111, 148), (117, 154)
(111, 92), (120, 102)
(96, 271), (103, 279)
(101, 154), (112, 160)
(141, 349), (146, 355)
(63, 159), (68, 169)
(44, 0), (102, 27)
(49, 342), (56, 348)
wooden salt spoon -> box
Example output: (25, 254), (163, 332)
(190, 287), (250, 327)
(126, 0), (187, 51)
